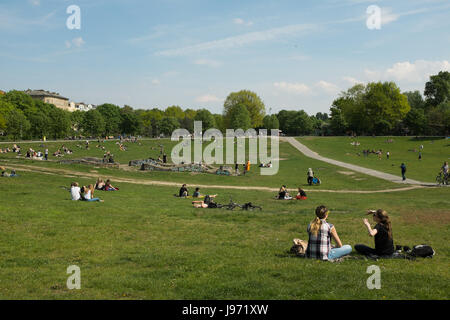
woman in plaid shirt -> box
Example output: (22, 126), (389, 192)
(306, 205), (352, 261)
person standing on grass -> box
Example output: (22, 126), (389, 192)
(44, 148), (48, 161)
(418, 151), (422, 160)
(305, 205), (352, 261)
(235, 162), (239, 175)
(386, 151), (390, 160)
(355, 209), (394, 257)
(400, 163), (406, 181)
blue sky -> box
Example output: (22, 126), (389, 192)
(1, 0), (449, 115)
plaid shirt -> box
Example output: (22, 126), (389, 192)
(306, 220), (333, 260)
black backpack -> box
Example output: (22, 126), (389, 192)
(204, 195), (211, 204)
(410, 245), (435, 258)
(207, 202), (217, 208)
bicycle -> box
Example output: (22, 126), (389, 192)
(436, 172), (449, 186)
(218, 197), (262, 211)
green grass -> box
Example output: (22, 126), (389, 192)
(0, 139), (403, 191)
(0, 171), (449, 299)
(298, 136), (450, 183)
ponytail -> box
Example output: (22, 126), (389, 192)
(310, 217), (322, 235)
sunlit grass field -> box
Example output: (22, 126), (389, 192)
(0, 137), (448, 299)
(298, 136), (450, 183)
(0, 171), (448, 299)
(0, 138), (403, 191)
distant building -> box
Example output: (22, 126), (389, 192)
(24, 89), (74, 111)
(69, 101), (96, 112)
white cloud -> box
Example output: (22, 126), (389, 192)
(233, 18), (253, 26)
(315, 81), (340, 94)
(196, 94), (221, 103)
(29, 0), (40, 6)
(155, 23), (315, 56)
(380, 7), (399, 26)
(65, 37), (85, 49)
(273, 82), (311, 94)
(194, 59), (222, 68)
(365, 60), (450, 83)
(151, 79), (160, 86)
(342, 76), (363, 85)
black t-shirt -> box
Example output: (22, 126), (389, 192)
(179, 187), (188, 197)
(278, 191), (286, 199)
(374, 223), (394, 255)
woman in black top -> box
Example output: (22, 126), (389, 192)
(355, 209), (394, 257)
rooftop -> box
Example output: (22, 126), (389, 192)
(24, 89), (69, 100)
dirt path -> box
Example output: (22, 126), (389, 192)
(2, 163), (426, 194)
(283, 137), (436, 186)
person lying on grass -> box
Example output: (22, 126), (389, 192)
(305, 205), (352, 261)
(355, 209), (394, 258)
(192, 195), (217, 208)
(296, 188), (307, 200)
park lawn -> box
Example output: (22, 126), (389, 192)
(0, 171), (448, 299)
(0, 139), (403, 191)
(297, 136), (450, 183)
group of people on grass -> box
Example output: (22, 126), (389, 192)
(69, 178), (119, 202)
(305, 205), (394, 261)
(1, 167), (18, 177)
(0, 144), (21, 154)
(277, 185), (307, 200)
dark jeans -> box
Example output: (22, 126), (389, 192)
(307, 176), (313, 185)
(355, 244), (377, 256)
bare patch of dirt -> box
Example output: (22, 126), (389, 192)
(338, 171), (355, 175)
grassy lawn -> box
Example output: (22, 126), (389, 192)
(0, 139), (403, 191)
(298, 136), (450, 183)
(0, 170), (449, 299)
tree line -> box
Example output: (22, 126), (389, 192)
(0, 71), (448, 140)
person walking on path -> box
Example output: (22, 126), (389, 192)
(400, 163), (407, 181)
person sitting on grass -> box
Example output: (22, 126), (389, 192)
(305, 205), (352, 261)
(70, 182), (81, 201)
(355, 209), (394, 258)
(104, 179), (119, 191)
(296, 188), (307, 200)
(193, 187), (201, 198)
(95, 178), (105, 190)
(80, 185), (103, 202)
(179, 184), (189, 197)
(278, 185), (293, 200)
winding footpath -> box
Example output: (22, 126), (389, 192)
(282, 137), (436, 186)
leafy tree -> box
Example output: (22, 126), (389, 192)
(227, 104), (252, 130)
(184, 109), (197, 120)
(5, 108), (30, 140)
(262, 114), (279, 130)
(70, 110), (84, 134)
(424, 71), (450, 108)
(27, 111), (50, 139)
(2, 90), (35, 112)
(159, 116), (180, 136)
(82, 109), (105, 137)
(165, 105), (185, 119)
(224, 90), (265, 128)
(329, 106), (347, 135)
(48, 108), (71, 139)
(120, 106), (141, 135)
(403, 108), (426, 135)
(194, 109), (216, 130)
(96, 103), (121, 136)
(403, 91), (425, 110)
(213, 114), (225, 133)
